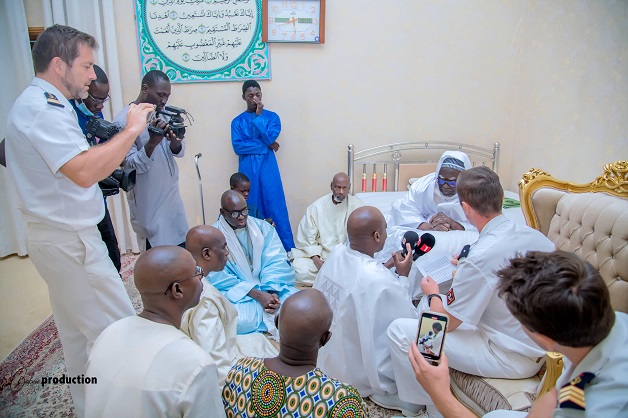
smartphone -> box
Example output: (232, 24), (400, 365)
(416, 311), (448, 365)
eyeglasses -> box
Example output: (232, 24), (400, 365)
(223, 207), (249, 219)
(164, 266), (203, 295)
(88, 92), (110, 104)
(437, 176), (457, 187)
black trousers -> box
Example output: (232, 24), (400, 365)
(98, 205), (121, 272)
(146, 239), (186, 250)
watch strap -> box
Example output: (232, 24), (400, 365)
(427, 293), (441, 307)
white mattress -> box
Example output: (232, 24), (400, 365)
(355, 190), (525, 226)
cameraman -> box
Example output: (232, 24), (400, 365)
(70, 64), (121, 272)
(114, 70), (188, 250)
(5, 25), (154, 416)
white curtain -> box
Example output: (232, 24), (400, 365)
(0, 2), (32, 257)
(42, 0), (140, 253)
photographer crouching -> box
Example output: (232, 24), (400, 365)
(70, 64), (124, 272)
(114, 70), (190, 250)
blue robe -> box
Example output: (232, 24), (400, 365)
(231, 110), (295, 251)
(208, 216), (298, 335)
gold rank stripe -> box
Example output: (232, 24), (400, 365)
(559, 386), (585, 409)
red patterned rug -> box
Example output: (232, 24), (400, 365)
(0, 253), (403, 417)
(0, 253), (139, 418)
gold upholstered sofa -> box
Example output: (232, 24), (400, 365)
(448, 161), (628, 416)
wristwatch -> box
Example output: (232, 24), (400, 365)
(427, 293), (441, 308)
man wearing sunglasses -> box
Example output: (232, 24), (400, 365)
(69, 64), (121, 273)
(85, 246), (225, 417)
(208, 190), (298, 339)
(387, 150), (474, 232)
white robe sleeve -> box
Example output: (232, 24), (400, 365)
(178, 361), (226, 418)
(181, 288), (236, 385)
(387, 175), (435, 228)
(293, 202), (322, 258)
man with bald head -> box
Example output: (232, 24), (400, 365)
(223, 289), (369, 416)
(209, 190), (298, 338)
(291, 172), (364, 285)
(313, 206), (420, 411)
(85, 246), (225, 417)
(181, 225), (278, 384)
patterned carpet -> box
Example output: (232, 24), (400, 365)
(0, 253), (417, 417)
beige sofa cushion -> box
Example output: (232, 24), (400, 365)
(450, 369), (540, 414)
(451, 189), (628, 415)
(545, 192), (628, 312)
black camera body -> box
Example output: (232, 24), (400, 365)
(418, 331), (434, 346)
(147, 105), (190, 139)
(84, 117), (136, 196)
(85, 117), (119, 144)
(98, 168), (137, 197)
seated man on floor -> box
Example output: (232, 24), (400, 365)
(85, 246), (225, 417)
(387, 150), (473, 231)
(407, 251), (628, 418)
(291, 172), (364, 285)
(223, 288), (369, 417)
(208, 190), (298, 339)
(313, 206), (419, 411)
(181, 225), (278, 384)
(385, 166), (555, 418)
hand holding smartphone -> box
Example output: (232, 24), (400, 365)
(417, 311), (448, 365)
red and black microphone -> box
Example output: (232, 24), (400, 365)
(401, 231), (436, 261)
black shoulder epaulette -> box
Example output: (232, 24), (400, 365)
(44, 92), (64, 108)
(559, 372), (595, 411)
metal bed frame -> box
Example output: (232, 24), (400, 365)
(347, 141), (500, 194)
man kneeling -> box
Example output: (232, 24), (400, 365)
(85, 246), (225, 417)
(222, 289), (369, 417)
(407, 251), (627, 418)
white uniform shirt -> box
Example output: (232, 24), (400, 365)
(554, 312), (628, 418)
(114, 105), (188, 246)
(445, 214), (555, 358)
(313, 244), (418, 396)
(5, 78), (103, 230)
(85, 316), (225, 418)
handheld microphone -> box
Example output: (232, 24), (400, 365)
(413, 233), (435, 261)
(401, 231), (419, 257)
(458, 244), (471, 260)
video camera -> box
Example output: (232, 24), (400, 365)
(84, 117), (136, 197)
(418, 331), (434, 346)
(147, 105), (193, 139)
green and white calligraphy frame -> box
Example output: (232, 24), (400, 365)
(136, 0), (270, 83)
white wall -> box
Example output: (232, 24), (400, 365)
(112, 0), (627, 235)
(2, 0), (626, 359)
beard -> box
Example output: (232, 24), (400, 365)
(333, 194), (346, 203)
(62, 67), (88, 100)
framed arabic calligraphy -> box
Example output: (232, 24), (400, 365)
(262, 0), (325, 43)
(136, 0), (270, 83)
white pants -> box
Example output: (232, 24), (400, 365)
(387, 295), (542, 406)
(291, 256), (317, 285)
(484, 411), (527, 417)
(27, 223), (135, 418)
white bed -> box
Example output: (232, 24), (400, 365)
(347, 141), (525, 298)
